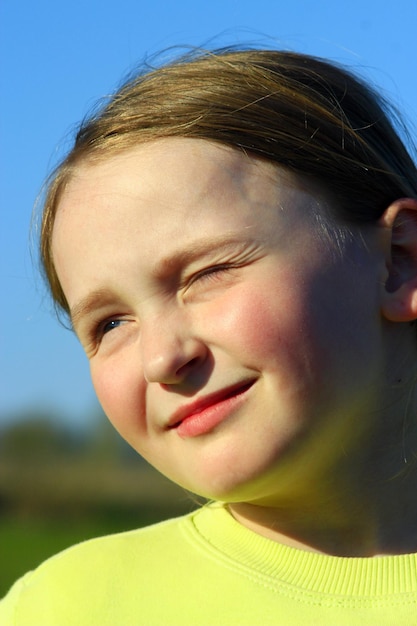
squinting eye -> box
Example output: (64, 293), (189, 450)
(193, 265), (231, 284)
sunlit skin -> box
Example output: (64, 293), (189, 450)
(52, 138), (417, 556)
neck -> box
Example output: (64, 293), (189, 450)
(229, 469), (417, 556)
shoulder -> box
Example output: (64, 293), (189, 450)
(5, 510), (192, 582)
(0, 511), (198, 625)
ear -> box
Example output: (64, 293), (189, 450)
(380, 198), (417, 322)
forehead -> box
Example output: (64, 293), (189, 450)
(54, 139), (298, 245)
(58, 138), (293, 210)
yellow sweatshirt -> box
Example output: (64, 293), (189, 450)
(1, 503), (416, 625)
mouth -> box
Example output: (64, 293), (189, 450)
(167, 379), (255, 438)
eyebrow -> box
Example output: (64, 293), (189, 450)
(70, 233), (252, 330)
(70, 288), (118, 332)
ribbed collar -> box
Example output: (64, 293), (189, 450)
(186, 503), (417, 597)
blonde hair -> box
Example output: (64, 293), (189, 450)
(40, 48), (417, 313)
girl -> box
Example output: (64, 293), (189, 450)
(1, 48), (417, 625)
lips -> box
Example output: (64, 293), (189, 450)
(167, 379), (255, 437)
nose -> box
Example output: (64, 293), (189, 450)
(140, 310), (207, 385)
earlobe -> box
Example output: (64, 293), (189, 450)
(380, 198), (417, 322)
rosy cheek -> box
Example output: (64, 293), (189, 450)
(220, 280), (325, 406)
(90, 359), (147, 437)
(222, 282), (306, 358)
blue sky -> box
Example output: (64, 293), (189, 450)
(1, 0), (417, 428)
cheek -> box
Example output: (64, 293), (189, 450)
(214, 281), (319, 379)
(90, 357), (147, 439)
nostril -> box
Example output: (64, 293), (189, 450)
(177, 356), (201, 377)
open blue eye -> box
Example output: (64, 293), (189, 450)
(102, 319), (124, 335)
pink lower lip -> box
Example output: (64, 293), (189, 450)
(174, 383), (253, 438)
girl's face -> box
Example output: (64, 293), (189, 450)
(53, 138), (386, 503)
